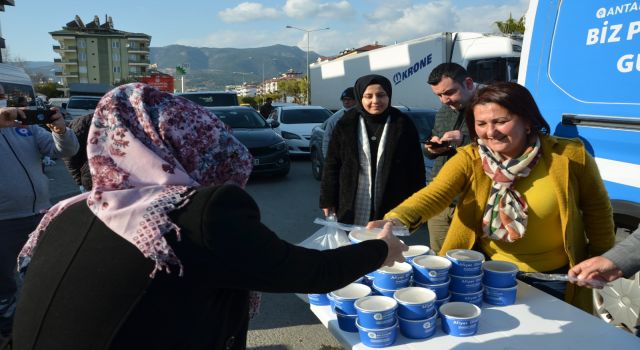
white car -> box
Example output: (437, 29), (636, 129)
(63, 95), (101, 120)
(268, 105), (332, 155)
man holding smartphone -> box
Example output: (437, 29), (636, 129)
(423, 63), (476, 254)
(0, 89), (79, 338)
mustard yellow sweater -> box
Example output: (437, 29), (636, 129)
(385, 135), (615, 312)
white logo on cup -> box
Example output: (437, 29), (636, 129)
(373, 313), (383, 320)
(368, 331), (377, 339)
(429, 271), (437, 277)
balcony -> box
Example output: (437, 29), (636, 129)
(53, 45), (77, 53)
(54, 58), (78, 66)
(127, 48), (149, 54)
(55, 71), (79, 78)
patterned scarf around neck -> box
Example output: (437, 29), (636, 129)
(478, 137), (541, 242)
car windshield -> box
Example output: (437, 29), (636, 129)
(210, 109), (267, 129)
(67, 98), (100, 109)
(281, 108), (331, 124)
(180, 93), (238, 107)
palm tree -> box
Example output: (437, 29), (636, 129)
(495, 13), (525, 34)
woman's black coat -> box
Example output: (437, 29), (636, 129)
(319, 107), (426, 224)
(11, 185), (387, 350)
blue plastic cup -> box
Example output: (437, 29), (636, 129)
(450, 287), (484, 307)
(335, 311), (358, 332)
(483, 284), (518, 306)
(308, 293), (330, 306)
(329, 283), (372, 315)
(439, 302), (482, 337)
(398, 312), (438, 339)
(354, 295), (398, 329)
(355, 318), (398, 348)
(449, 273), (483, 293)
(348, 229), (378, 244)
(371, 283), (399, 298)
(363, 272), (375, 287)
(414, 278), (450, 299)
(411, 255), (451, 284)
(393, 287), (436, 320)
(434, 293), (451, 311)
(445, 249), (485, 276)
(482, 260), (519, 288)
(402, 245), (431, 264)
(371, 262), (413, 290)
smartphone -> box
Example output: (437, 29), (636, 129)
(423, 140), (451, 148)
(20, 109), (57, 125)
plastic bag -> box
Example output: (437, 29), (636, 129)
(296, 214), (350, 304)
(298, 214), (351, 250)
(312, 217), (411, 237)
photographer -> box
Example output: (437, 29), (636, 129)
(0, 97), (79, 338)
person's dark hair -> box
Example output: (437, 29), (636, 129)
(427, 63), (468, 85)
(464, 82), (551, 142)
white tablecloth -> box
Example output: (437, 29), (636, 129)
(310, 281), (640, 349)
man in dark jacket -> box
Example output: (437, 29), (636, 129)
(424, 63), (476, 254)
(259, 98), (274, 119)
(64, 113), (93, 191)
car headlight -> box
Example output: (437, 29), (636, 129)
(269, 141), (287, 151)
(281, 131), (302, 140)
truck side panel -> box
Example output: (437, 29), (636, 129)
(520, 0), (640, 206)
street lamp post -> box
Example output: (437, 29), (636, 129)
(286, 25), (329, 105)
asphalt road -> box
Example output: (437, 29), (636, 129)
(46, 156), (430, 350)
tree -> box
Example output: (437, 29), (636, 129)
(278, 78), (306, 104)
(495, 13), (525, 34)
(35, 82), (64, 98)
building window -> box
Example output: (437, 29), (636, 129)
(129, 54), (137, 62)
(112, 41), (120, 48)
(78, 39), (86, 48)
(79, 52), (86, 61)
(129, 66), (137, 73)
(80, 78), (88, 83)
(128, 41), (136, 49)
(113, 53), (120, 61)
(113, 66), (121, 73)
(79, 66), (87, 73)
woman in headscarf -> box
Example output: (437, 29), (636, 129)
(368, 82), (615, 312)
(320, 74), (426, 225)
(8, 84), (407, 350)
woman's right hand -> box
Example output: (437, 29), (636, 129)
(377, 222), (408, 267)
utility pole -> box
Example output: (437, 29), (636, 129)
(285, 26), (330, 105)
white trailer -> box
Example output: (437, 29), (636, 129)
(309, 32), (521, 110)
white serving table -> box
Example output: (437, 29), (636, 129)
(310, 281), (640, 349)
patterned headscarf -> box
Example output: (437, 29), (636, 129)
(19, 83), (253, 276)
(478, 137), (541, 242)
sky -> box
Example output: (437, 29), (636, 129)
(1, 0), (530, 62)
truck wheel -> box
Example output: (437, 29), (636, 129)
(592, 213), (640, 335)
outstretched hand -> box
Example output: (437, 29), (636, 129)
(568, 256), (623, 289)
(376, 222), (408, 267)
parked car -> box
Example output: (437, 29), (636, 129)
(268, 105), (332, 155)
(64, 95), (101, 120)
(207, 106), (290, 177)
(177, 91), (239, 107)
(309, 106), (436, 181)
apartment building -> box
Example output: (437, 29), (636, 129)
(51, 15), (151, 96)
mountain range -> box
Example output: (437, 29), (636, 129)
(19, 44), (320, 90)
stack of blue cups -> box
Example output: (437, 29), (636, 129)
(410, 255), (452, 309)
(393, 287), (438, 339)
(328, 283), (372, 332)
(354, 295), (398, 348)
(370, 262), (413, 297)
(445, 249), (485, 307)
(482, 260), (519, 305)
